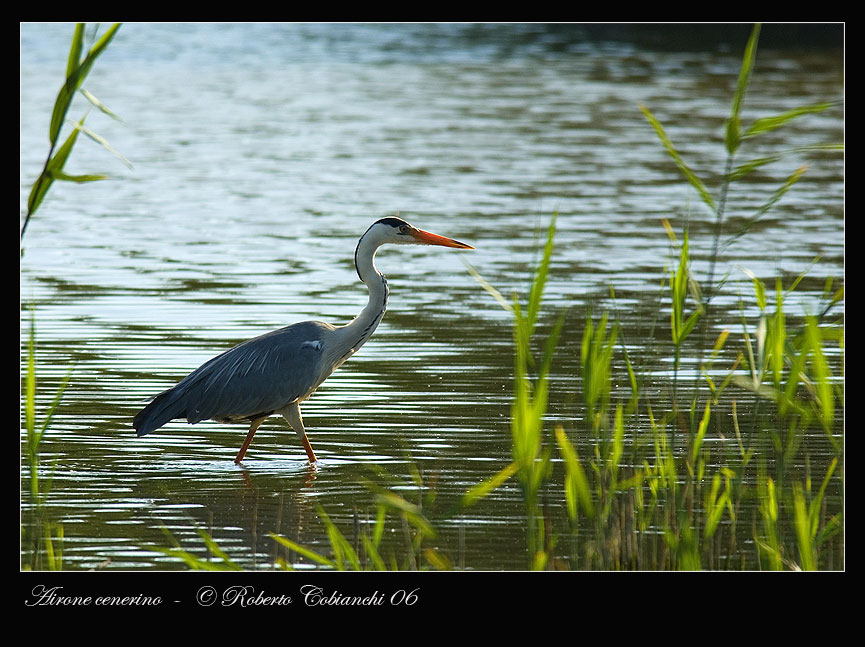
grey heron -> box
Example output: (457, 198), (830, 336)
(133, 217), (473, 464)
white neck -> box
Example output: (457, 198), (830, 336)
(329, 232), (389, 366)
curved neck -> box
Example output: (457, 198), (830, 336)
(335, 234), (389, 358)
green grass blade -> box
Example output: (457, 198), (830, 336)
(555, 427), (594, 520)
(269, 532), (335, 568)
(49, 23), (121, 147)
(52, 172), (110, 183)
(362, 535), (388, 571)
(25, 315), (37, 444)
(317, 507), (361, 570)
(728, 165), (807, 243)
(50, 25), (85, 147)
(65, 23), (85, 79)
(608, 405), (625, 489)
(726, 23), (761, 155)
(424, 548), (453, 571)
(47, 119), (84, 172)
(689, 402), (712, 467)
(153, 524), (243, 571)
(375, 492), (437, 539)
(463, 461), (519, 508)
(463, 260), (513, 313)
(805, 316), (835, 430)
(728, 155), (781, 181)
(527, 213), (557, 329)
(791, 482), (816, 570)
(811, 458), (838, 540)
(26, 173), (55, 221)
(73, 118), (133, 169)
(640, 104), (716, 212)
(37, 367), (73, 439)
(80, 87), (124, 122)
(703, 473), (728, 538)
(371, 503), (387, 548)
(27, 123), (83, 216)
(769, 279), (786, 387)
(744, 102), (835, 137)
(195, 528), (242, 569)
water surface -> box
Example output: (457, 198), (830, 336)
(20, 23), (843, 570)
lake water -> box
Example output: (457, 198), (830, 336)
(20, 23), (843, 571)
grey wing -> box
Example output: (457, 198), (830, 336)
(134, 321), (334, 436)
(185, 321), (334, 423)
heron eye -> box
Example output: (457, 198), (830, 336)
(399, 225), (410, 234)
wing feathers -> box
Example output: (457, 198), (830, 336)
(133, 321), (334, 435)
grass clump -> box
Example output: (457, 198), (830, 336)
(251, 26), (841, 572)
(21, 23), (122, 570)
(22, 312), (72, 570)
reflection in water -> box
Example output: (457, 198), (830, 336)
(20, 24), (843, 570)
(237, 458), (320, 489)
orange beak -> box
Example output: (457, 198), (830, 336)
(410, 228), (474, 249)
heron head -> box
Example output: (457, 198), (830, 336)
(369, 216), (474, 249)
(354, 217), (473, 282)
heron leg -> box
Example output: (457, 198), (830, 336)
(280, 402), (317, 463)
(235, 417), (265, 464)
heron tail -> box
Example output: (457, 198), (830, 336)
(133, 388), (187, 437)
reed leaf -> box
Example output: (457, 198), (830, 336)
(744, 102), (836, 138)
(791, 482), (816, 570)
(463, 461), (518, 508)
(80, 87), (124, 122)
(805, 316), (834, 430)
(769, 279), (786, 388)
(74, 118), (133, 169)
(49, 23), (121, 147)
(813, 458), (839, 536)
(581, 311), (617, 434)
(24, 311), (73, 503)
(23, 23), (123, 238)
(424, 548), (452, 571)
(554, 427), (594, 521)
(689, 402), (712, 472)
(725, 23), (761, 155)
(269, 532), (335, 568)
(527, 212), (557, 330)
(728, 155), (781, 181)
(154, 525), (243, 571)
(371, 503), (387, 547)
(728, 165), (807, 243)
(670, 230), (703, 347)
(361, 534), (388, 571)
(609, 404), (625, 489)
(317, 507), (361, 571)
(756, 475), (784, 570)
(65, 23), (85, 80)
(195, 527), (242, 569)
(463, 261), (513, 313)
(375, 492), (437, 540)
(703, 473), (728, 539)
(640, 104), (716, 212)
(27, 122), (83, 216)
